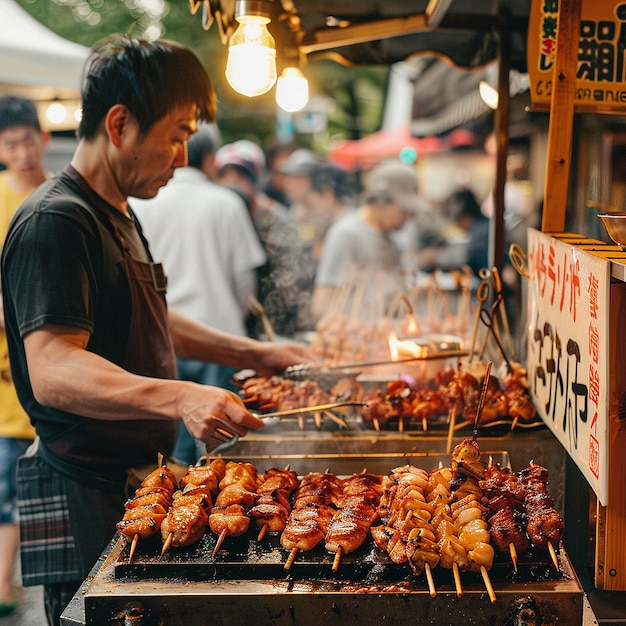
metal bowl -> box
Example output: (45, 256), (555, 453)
(598, 212), (626, 250)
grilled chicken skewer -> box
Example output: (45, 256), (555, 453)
(249, 467), (300, 541)
(280, 472), (344, 569)
(324, 472), (383, 571)
(116, 463), (177, 562)
(208, 462), (260, 557)
(370, 464), (441, 594)
(159, 458), (226, 556)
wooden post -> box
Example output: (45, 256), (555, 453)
(489, 8), (511, 274)
(596, 281), (626, 589)
(541, 0), (582, 233)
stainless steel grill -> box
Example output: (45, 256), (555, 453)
(60, 442), (581, 626)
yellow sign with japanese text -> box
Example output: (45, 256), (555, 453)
(528, 0), (626, 112)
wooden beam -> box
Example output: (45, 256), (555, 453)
(541, 0), (582, 233)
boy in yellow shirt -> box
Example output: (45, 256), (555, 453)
(0, 96), (50, 617)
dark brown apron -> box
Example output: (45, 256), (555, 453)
(39, 167), (179, 481)
(18, 170), (182, 586)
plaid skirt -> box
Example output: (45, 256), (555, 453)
(16, 442), (126, 587)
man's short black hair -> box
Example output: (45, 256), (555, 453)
(78, 35), (215, 139)
(0, 96), (41, 133)
(187, 127), (215, 170)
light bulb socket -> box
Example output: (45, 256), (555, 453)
(235, 0), (272, 19)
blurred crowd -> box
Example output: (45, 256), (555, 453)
(131, 126), (541, 372)
(1, 108), (541, 468)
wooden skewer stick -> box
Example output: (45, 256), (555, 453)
(323, 410), (347, 429)
(452, 562), (463, 597)
(481, 566), (497, 604)
(425, 563), (437, 598)
(257, 524), (268, 542)
(161, 532), (173, 557)
(547, 541), (559, 570)
(297, 415), (304, 430)
(129, 534), (140, 563)
(469, 281), (489, 361)
(373, 417), (380, 432)
(510, 416), (519, 431)
(491, 267), (515, 360)
(422, 415), (428, 432)
(509, 543), (518, 572)
(314, 411), (322, 429)
(398, 415), (404, 433)
(284, 547), (298, 570)
(212, 528), (227, 558)
(332, 547), (342, 572)
(446, 406), (456, 456)
(472, 362), (493, 441)
(454, 419), (473, 431)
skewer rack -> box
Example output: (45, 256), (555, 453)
(60, 450), (584, 625)
(63, 531), (585, 626)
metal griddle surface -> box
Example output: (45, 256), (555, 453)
(114, 530), (565, 586)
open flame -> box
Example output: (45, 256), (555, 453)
(406, 312), (420, 336)
(388, 331), (429, 361)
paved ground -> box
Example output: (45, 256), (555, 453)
(0, 563), (46, 626)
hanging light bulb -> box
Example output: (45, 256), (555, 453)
(225, 0), (277, 97)
(276, 67), (309, 112)
(479, 80), (499, 110)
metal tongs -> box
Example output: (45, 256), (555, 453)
(209, 401), (366, 455)
(283, 351), (468, 380)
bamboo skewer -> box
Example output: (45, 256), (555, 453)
(548, 541), (560, 570)
(469, 280), (490, 361)
(452, 562), (463, 597)
(212, 528), (227, 558)
(481, 565), (497, 603)
(257, 524), (268, 542)
(425, 563), (437, 597)
(332, 547), (342, 572)
(160, 532), (173, 557)
(129, 533), (140, 563)
(446, 406), (456, 456)
(509, 543), (518, 572)
(323, 410), (348, 429)
(284, 547), (298, 570)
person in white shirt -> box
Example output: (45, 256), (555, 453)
(132, 126), (266, 462)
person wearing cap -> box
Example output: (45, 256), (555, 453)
(278, 148), (320, 256)
(262, 140), (297, 207)
(216, 140), (314, 337)
(311, 160), (419, 321)
(304, 162), (358, 264)
(131, 127), (267, 464)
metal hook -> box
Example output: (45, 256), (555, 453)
(509, 243), (532, 279)
(479, 308), (513, 373)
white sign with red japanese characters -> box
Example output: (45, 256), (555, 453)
(526, 229), (610, 504)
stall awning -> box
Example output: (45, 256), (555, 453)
(199, 0), (530, 72)
(0, 0), (88, 100)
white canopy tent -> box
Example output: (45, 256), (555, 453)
(0, 0), (88, 129)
